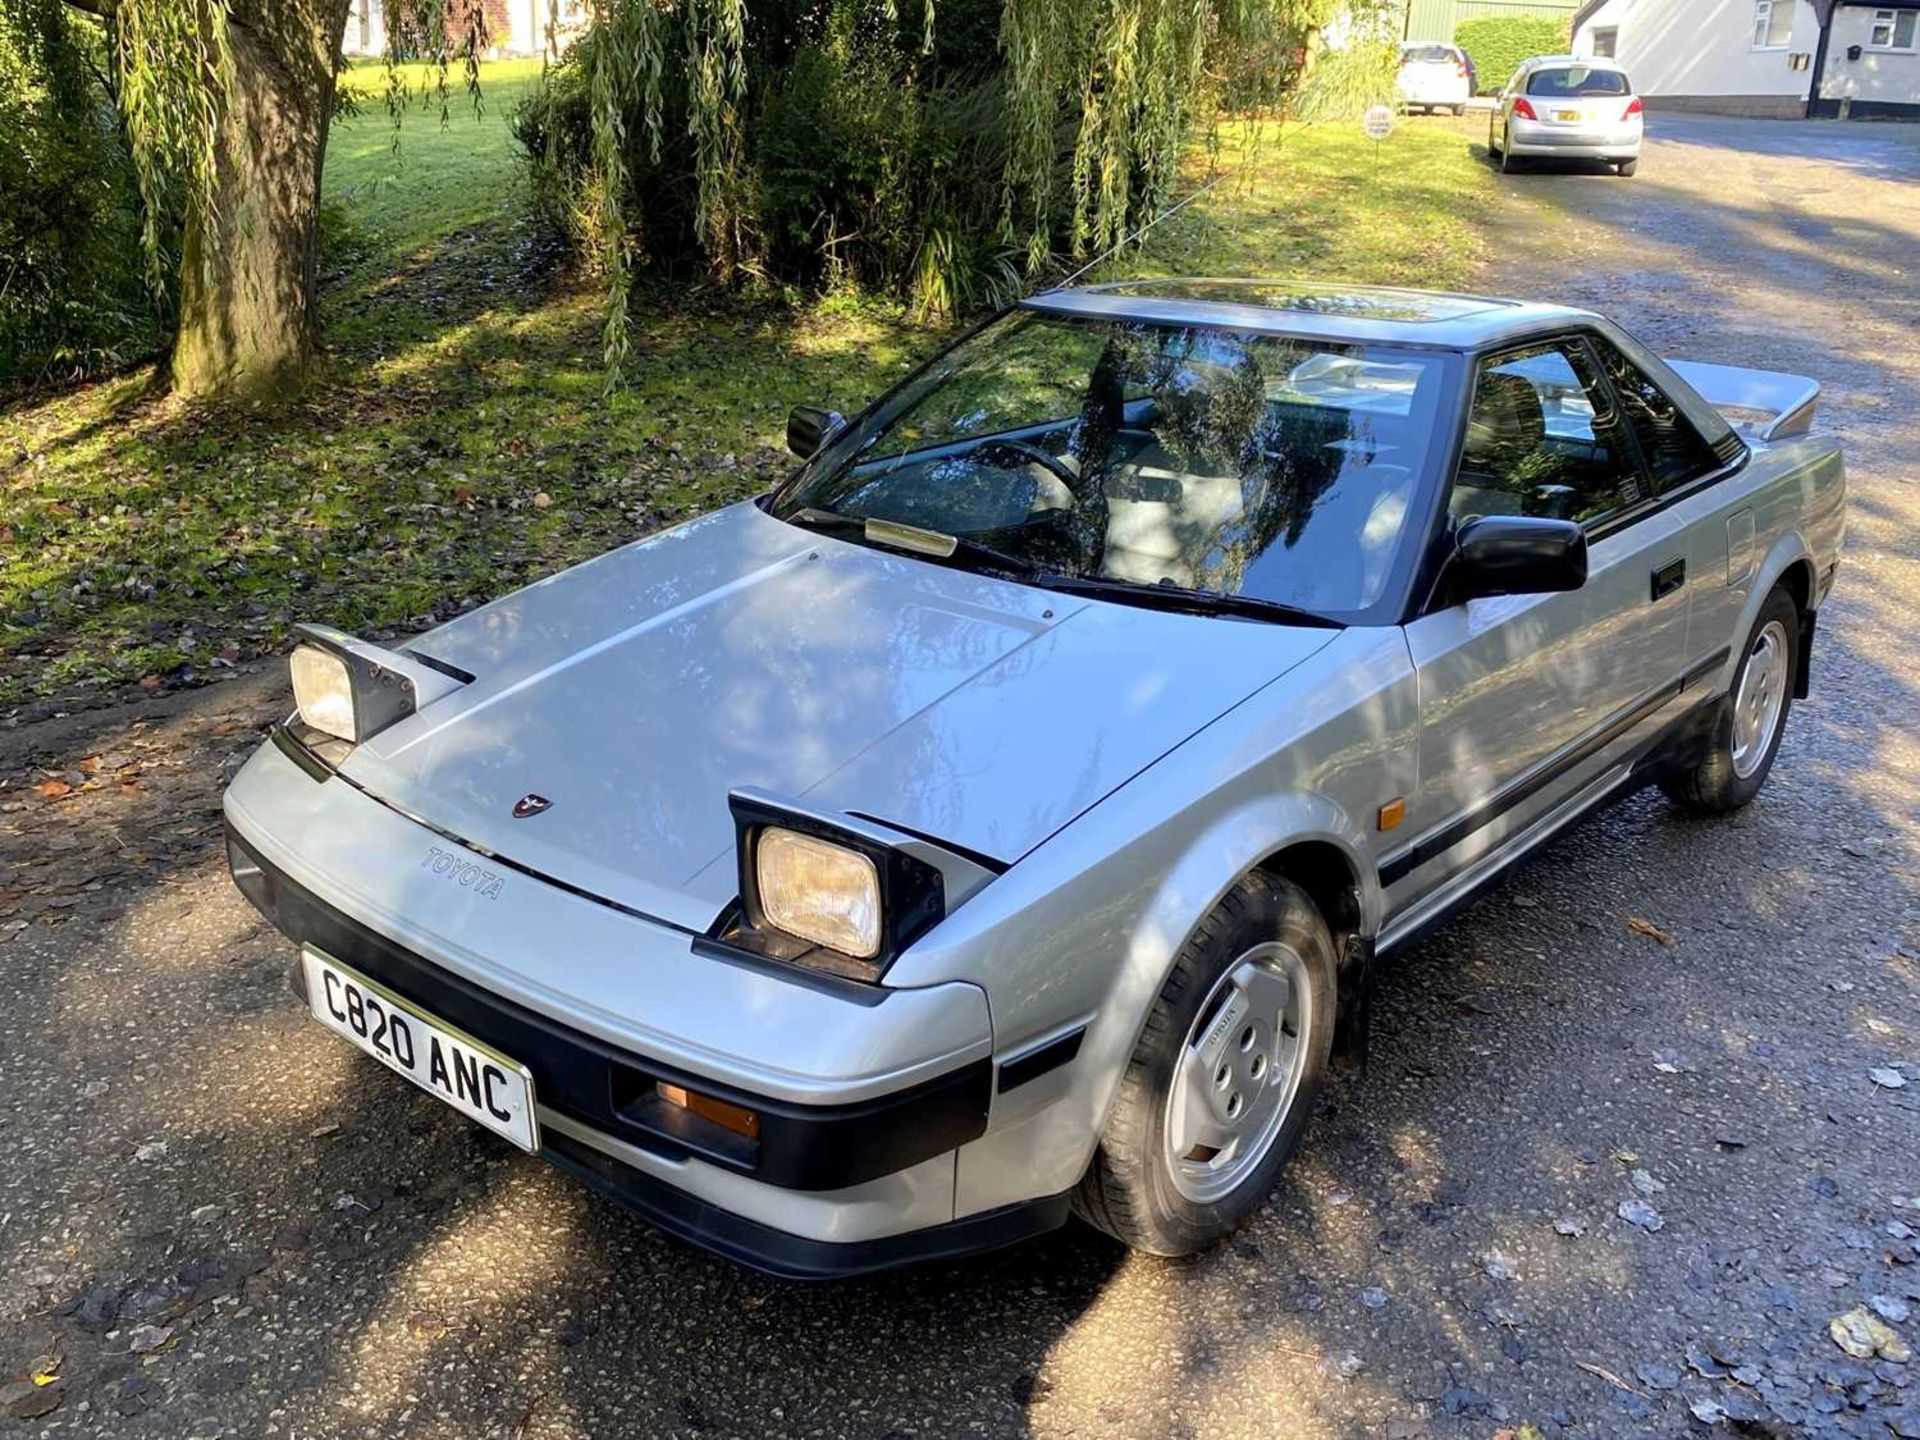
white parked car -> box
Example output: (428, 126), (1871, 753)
(1490, 55), (1643, 175)
(1396, 41), (1475, 115)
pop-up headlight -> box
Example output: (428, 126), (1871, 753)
(724, 791), (956, 982)
(287, 623), (465, 746)
(755, 828), (883, 960)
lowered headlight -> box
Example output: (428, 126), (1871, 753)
(287, 623), (466, 746)
(755, 828), (882, 959)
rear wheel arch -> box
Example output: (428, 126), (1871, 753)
(1764, 553), (1819, 698)
(1775, 554), (1814, 616)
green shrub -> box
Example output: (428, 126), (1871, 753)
(1454, 16), (1569, 94)
(0, 5), (162, 387)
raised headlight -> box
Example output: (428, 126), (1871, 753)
(289, 645), (360, 742)
(754, 827), (883, 959)
(287, 623), (465, 746)
(722, 791), (960, 981)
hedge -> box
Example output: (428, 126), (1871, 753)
(1454, 16), (1570, 94)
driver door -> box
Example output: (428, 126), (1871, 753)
(1387, 334), (1691, 917)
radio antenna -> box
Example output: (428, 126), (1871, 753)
(1034, 171), (1228, 296)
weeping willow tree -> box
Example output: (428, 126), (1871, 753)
(25, 0), (1353, 399)
(535, 0), (1347, 376)
(28, 0), (487, 400)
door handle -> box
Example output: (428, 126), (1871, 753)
(1651, 557), (1686, 602)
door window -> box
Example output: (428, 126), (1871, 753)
(1586, 336), (1723, 492)
(1449, 341), (1643, 527)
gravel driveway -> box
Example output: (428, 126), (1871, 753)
(2, 115), (1916, 1440)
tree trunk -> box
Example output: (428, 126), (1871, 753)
(169, 0), (352, 401)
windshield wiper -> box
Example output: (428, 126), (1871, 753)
(1022, 574), (1345, 629)
(780, 507), (1042, 578)
(781, 508), (1340, 629)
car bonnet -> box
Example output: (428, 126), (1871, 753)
(338, 501), (1336, 932)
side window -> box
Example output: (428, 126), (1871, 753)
(1587, 335), (1723, 492)
(1450, 341), (1643, 527)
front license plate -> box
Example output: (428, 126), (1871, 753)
(302, 948), (539, 1152)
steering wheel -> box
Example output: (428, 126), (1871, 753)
(974, 438), (1081, 491)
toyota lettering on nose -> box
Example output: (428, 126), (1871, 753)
(420, 846), (504, 900)
(512, 794), (552, 819)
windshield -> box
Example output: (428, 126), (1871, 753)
(1526, 66), (1630, 96)
(775, 312), (1452, 619)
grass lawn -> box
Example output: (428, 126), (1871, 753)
(0, 86), (1492, 713)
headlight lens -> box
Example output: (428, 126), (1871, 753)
(754, 827), (882, 959)
(290, 644), (359, 742)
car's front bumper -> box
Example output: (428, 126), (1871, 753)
(224, 735), (1068, 1276)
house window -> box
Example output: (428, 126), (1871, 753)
(1591, 25), (1618, 57)
(1868, 8), (1918, 49)
(1752, 0), (1792, 48)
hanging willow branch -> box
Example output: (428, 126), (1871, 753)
(557, 0), (1334, 379)
(108, 0), (231, 291)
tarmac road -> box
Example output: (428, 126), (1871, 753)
(1, 114), (1917, 1439)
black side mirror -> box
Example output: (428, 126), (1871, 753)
(1449, 515), (1588, 602)
(786, 405), (845, 460)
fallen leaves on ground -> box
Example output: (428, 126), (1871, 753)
(1627, 916), (1675, 945)
(1830, 1305), (1912, 1362)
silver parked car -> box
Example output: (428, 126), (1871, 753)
(1490, 55), (1644, 175)
(224, 280), (1844, 1276)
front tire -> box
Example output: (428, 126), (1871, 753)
(1661, 586), (1798, 814)
(1073, 873), (1337, 1256)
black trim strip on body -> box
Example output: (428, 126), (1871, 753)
(1379, 649), (1731, 888)
(845, 812), (1012, 876)
(1379, 690), (1721, 960)
(401, 648), (479, 685)
(996, 1026), (1087, 1093)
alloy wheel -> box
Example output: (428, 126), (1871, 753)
(1163, 942), (1314, 1204)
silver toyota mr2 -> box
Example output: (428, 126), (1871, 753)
(223, 280), (1846, 1276)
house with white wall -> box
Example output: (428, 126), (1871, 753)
(1570, 0), (1919, 118)
(340, 0), (591, 61)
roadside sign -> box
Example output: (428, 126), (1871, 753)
(1363, 104), (1394, 141)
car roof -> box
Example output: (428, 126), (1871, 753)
(1521, 53), (1630, 73)
(1020, 278), (1599, 350)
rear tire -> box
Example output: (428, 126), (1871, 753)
(1500, 130), (1516, 172)
(1661, 586), (1798, 814)
(1073, 873), (1337, 1256)
(1617, 157), (1639, 176)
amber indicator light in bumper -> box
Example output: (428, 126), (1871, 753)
(1378, 798), (1406, 832)
(658, 1083), (761, 1141)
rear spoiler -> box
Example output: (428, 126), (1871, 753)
(1666, 359), (1819, 442)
